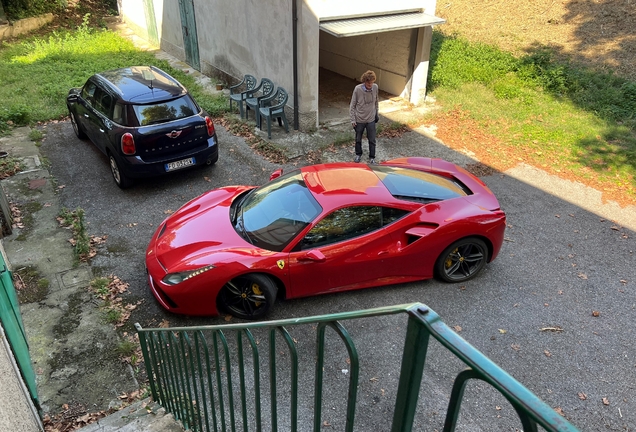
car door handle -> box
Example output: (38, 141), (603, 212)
(297, 249), (326, 262)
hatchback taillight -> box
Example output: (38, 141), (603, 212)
(121, 133), (136, 155)
(205, 116), (215, 136)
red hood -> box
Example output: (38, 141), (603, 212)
(152, 186), (254, 271)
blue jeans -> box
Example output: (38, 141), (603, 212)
(354, 122), (376, 158)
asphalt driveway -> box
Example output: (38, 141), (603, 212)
(38, 118), (636, 431)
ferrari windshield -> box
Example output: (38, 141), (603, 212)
(235, 171), (322, 251)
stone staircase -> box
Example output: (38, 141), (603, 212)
(77, 398), (185, 432)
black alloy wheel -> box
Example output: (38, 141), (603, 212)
(435, 237), (488, 282)
(218, 274), (277, 320)
(109, 153), (133, 189)
(69, 109), (87, 139)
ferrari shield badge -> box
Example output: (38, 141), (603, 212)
(277, 260), (285, 270)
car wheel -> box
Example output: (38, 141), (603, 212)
(435, 237), (488, 283)
(109, 153), (133, 189)
(69, 109), (87, 139)
(218, 274), (277, 320)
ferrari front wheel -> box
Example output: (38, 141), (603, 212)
(435, 237), (488, 283)
(218, 274), (277, 320)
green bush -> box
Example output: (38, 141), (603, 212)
(1, 0), (67, 20)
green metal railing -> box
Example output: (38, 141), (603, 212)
(136, 303), (579, 432)
(0, 253), (39, 407)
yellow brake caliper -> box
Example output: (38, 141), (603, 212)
(446, 248), (459, 269)
(252, 283), (263, 307)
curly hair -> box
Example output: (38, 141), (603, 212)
(360, 70), (376, 83)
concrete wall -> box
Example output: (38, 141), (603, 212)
(0, 13), (53, 41)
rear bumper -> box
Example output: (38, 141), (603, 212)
(121, 134), (218, 179)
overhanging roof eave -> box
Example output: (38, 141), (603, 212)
(319, 12), (446, 38)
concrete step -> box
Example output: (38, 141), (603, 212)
(76, 398), (185, 432)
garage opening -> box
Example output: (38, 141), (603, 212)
(317, 10), (444, 126)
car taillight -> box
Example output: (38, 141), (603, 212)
(121, 133), (135, 155)
(205, 116), (215, 136)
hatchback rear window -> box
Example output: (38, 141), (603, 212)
(372, 166), (470, 202)
(133, 95), (198, 126)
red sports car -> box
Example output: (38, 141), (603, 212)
(145, 157), (506, 319)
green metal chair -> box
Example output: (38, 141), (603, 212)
(258, 87), (289, 139)
(245, 78), (275, 128)
(229, 74), (258, 119)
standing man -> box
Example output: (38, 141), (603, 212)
(350, 70), (379, 164)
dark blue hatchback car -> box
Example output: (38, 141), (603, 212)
(67, 66), (219, 188)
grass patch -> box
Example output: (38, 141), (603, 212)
(0, 157), (25, 179)
(57, 207), (91, 264)
(88, 275), (140, 331)
(14, 266), (49, 303)
(0, 18), (231, 129)
(115, 340), (137, 358)
(427, 30), (636, 202)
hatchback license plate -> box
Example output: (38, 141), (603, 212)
(165, 157), (195, 172)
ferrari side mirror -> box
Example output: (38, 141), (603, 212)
(269, 168), (283, 181)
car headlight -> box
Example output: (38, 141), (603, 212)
(162, 265), (215, 285)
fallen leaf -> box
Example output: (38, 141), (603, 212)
(164, 209), (174, 214)
(224, 314), (233, 322)
(592, 311), (600, 317)
(496, 406), (502, 410)
(610, 225), (620, 231)
(555, 214), (560, 218)
(511, 344), (520, 351)
(577, 273), (588, 280)
(544, 350), (552, 357)
(620, 279), (627, 284)
(498, 329), (507, 334)
(602, 397), (610, 406)
(158, 319), (170, 328)
(578, 392), (587, 400)
(540, 326), (563, 332)
(204, 176), (211, 182)
(453, 325), (462, 332)
(554, 407), (565, 416)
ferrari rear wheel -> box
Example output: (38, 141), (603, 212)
(435, 237), (488, 283)
(218, 274), (277, 320)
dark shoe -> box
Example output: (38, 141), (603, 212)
(369, 158), (376, 164)
(354, 155), (361, 163)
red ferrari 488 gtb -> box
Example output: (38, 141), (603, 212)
(146, 157), (506, 319)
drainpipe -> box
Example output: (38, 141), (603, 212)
(292, 0), (299, 130)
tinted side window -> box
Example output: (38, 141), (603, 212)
(93, 89), (113, 118)
(81, 81), (97, 106)
(301, 206), (384, 249)
(112, 102), (127, 125)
